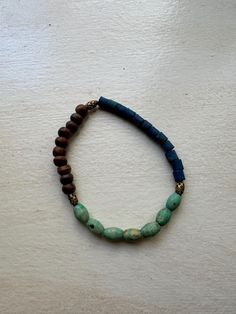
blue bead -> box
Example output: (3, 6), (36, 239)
(165, 150), (178, 162)
(140, 120), (152, 132)
(173, 169), (185, 182)
(116, 103), (135, 120)
(126, 108), (136, 119)
(146, 126), (160, 139)
(155, 132), (168, 143)
(132, 113), (144, 126)
(98, 96), (117, 111)
(161, 140), (174, 152)
(172, 159), (184, 170)
(116, 104), (125, 114)
(99, 97), (137, 123)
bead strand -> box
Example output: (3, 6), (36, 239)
(72, 190), (182, 242)
(53, 103), (90, 200)
(98, 97), (185, 183)
(53, 97), (185, 243)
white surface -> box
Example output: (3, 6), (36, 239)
(0, 1), (236, 313)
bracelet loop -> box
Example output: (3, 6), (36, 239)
(53, 97), (185, 243)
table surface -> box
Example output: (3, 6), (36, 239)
(1, 1), (236, 313)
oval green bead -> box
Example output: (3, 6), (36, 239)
(166, 192), (181, 211)
(140, 222), (161, 238)
(156, 208), (172, 226)
(86, 218), (104, 235)
(73, 203), (89, 223)
(123, 228), (142, 241)
(103, 227), (124, 241)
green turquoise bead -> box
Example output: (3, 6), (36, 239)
(156, 208), (172, 226)
(103, 227), (124, 241)
(166, 192), (181, 211)
(87, 218), (104, 235)
(73, 203), (89, 223)
(123, 228), (142, 241)
(140, 222), (161, 238)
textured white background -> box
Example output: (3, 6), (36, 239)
(0, 1), (236, 313)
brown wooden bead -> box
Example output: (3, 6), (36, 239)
(58, 127), (71, 139)
(75, 104), (88, 118)
(53, 156), (67, 167)
(55, 136), (68, 148)
(70, 113), (83, 125)
(62, 183), (76, 194)
(60, 173), (73, 185)
(66, 120), (78, 133)
(57, 165), (71, 175)
(53, 146), (66, 156)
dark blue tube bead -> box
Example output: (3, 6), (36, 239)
(98, 97), (117, 112)
(145, 126), (160, 139)
(116, 104), (135, 121)
(172, 159), (184, 170)
(173, 169), (185, 182)
(155, 132), (168, 143)
(161, 140), (174, 152)
(132, 113), (144, 126)
(165, 150), (178, 162)
(140, 120), (152, 132)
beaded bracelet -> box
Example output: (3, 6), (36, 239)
(53, 97), (185, 242)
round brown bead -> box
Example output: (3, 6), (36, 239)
(66, 120), (78, 133)
(53, 156), (67, 167)
(58, 127), (71, 139)
(75, 104), (88, 118)
(62, 183), (76, 194)
(70, 113), (83, 125)
(57, 165), (71, 175)
(60, 173), (73, 185)
(55, 136), (68, 148)
(53, 146), (66, 157)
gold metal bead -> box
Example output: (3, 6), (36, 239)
(86, 100), (98, 110)
(175, 182), (185, 195)
(68, 193), (78, 206)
